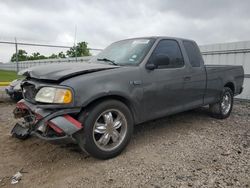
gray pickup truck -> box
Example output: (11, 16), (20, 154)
(12, 37), (244, 159)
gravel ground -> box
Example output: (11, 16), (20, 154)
(0, 100), (249, 188)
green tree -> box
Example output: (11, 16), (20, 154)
(11, 49), (28, 62)
(28, 52), (47, 60)
(10, 41), (90, 62)
(48, 52), (66, 59)
(58, 51), (66, 58)
(48, 53), (58, 59)
(66, 42), (91, 57)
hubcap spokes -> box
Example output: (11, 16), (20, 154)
(221, 93), (231, 114)
(93, 109), (127, 151)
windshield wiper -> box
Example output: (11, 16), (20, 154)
(97, 58), (118, 66)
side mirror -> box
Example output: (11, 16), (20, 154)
(145, 54), (171, 70)
(145, 63), (156, 70)
(154, 54), (170, 67)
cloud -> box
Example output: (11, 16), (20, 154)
(0, 0), (250, 62)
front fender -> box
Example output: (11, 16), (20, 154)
(61, 67), (144, 124)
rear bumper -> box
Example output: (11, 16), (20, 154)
(13, 99), (82, 144)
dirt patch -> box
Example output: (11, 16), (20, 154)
(0, 101), (249, 187)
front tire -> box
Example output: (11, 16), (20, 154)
(209, 87), (234, 119)
(75, 100), (134, 159)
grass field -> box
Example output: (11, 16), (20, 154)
(0, 70), (21, 82)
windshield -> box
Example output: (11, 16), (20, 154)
(91, 38), (155, 66)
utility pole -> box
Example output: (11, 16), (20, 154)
(74, 25), (77, 62)
(15, 37), (19, 72)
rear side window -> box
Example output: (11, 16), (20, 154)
(151, 40), (184, 68)
(183, 41), (202, 67)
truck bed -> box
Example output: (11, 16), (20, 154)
(204, 64), (244, 104)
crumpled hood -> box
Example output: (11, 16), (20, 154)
(19, 62), (119, 81)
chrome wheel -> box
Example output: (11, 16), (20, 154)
(221, 92), (232, 115)
(93, 109), (128, 151)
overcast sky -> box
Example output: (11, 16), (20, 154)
(1, 0), (250, 62)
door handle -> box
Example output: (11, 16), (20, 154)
(129, 80), (142, 86)
(183, 76), (191, 81)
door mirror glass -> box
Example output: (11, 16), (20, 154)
(155, 54), (170, 67)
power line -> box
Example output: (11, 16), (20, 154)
(0, 41), (71, 48)
(0, 40), (103, 51)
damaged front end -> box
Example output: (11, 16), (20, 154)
(12, 99), (83, 144)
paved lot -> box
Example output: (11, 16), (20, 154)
(0, 101), (249, 187)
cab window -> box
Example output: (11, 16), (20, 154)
(183, 41), (202, 67)
(150, 40), (184, 69)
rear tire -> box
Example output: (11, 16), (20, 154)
(209, 87), (233, 119)
(75, 100), (134, 159)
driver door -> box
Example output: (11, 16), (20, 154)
(142, 39), (189, 121)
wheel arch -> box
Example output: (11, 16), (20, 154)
(224, 82), (235, 94)
(80, 94), (137, 124)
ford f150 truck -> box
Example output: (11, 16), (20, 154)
(12, 37), (244, 159)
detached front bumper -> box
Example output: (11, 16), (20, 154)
(5, 86), (23, 100)
(12, 99), (83, 144)
(5, 86), (14, 95)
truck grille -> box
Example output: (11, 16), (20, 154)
(22, 83), (37, 103)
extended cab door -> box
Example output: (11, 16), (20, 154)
(181, 40), (207, 109)
(142, 39), (189, 120)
